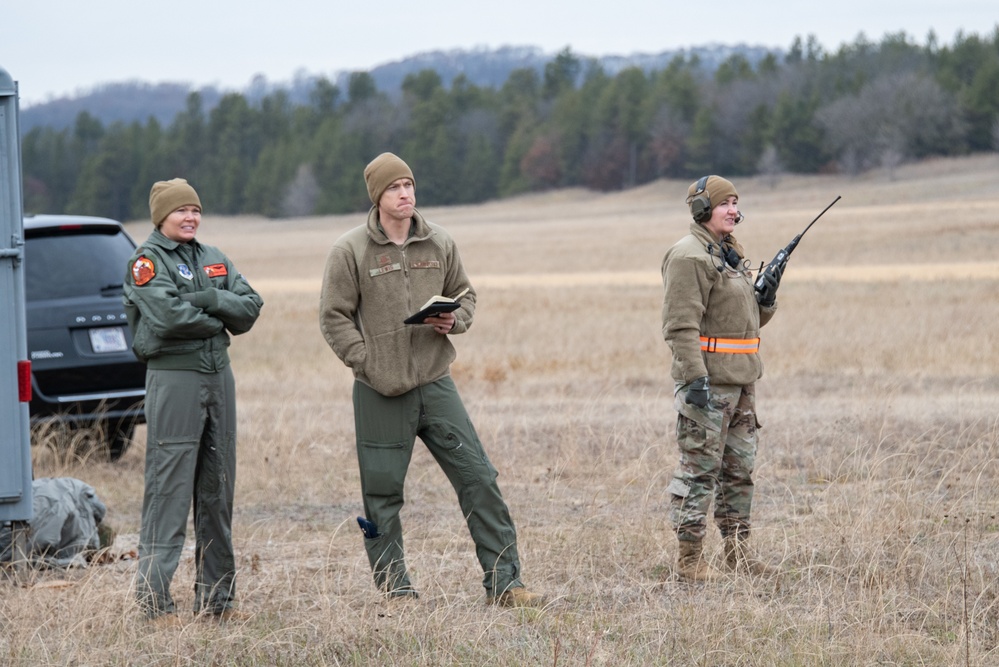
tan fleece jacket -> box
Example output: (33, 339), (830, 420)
(319, 208), (475, 397)
(661, 223), (776, 386)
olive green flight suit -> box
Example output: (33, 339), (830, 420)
(139, 366), (237, 615)
(124, 229), (262, 617)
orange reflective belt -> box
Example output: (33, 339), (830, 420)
(699, 336), (760, 354)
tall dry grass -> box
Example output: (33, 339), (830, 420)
(4, 155), (999, 665)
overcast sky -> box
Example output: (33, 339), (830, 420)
(3, 1), (996, 107)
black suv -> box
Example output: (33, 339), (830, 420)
(24, 214), (146, 460)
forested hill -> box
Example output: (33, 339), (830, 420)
(19, 31), (999, 222)
(20, 43), (775, 132)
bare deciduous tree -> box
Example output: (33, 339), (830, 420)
(816, 72), (965, 175)
(648, 105), (690, 178)
(757, 144), (783, 188)
(281, 164), (320, 218)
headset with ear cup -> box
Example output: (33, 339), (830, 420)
(687, 175), (713, 223)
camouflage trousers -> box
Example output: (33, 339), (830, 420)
(667, 382), (760, 542)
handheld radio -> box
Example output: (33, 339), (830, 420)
(754, 195), (841, 295)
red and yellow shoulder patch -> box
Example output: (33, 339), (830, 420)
(204, 263), (228, 278)
(131, 256), (155, 286)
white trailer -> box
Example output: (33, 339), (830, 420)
(0, 66), (33, 566)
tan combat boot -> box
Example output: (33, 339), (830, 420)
(676, 540), (724, 582)
(147, 613), (184, 629)
(723, 535), (779, 577)
(487, 586), (545, 608)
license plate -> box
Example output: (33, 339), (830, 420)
(89, 326), (128, 353)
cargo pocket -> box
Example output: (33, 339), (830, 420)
(358, 440), (408, 496)
(200, 440), (221, 497)
(423, 421), (491, 487)
(676, 413), (708, 450)
(666, 477), (691, 500)
(150, 436), (199, 499)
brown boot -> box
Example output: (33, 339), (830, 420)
(146, 613), (184, 629)
(723, 535), (779, 577)
(487, 586), (545, 608)
(676, 539), (724, 582)
(199, 608), (252, 623)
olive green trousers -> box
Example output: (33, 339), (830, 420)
(353, 377), (523, 596)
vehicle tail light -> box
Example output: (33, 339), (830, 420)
(18, 360), (31, 402)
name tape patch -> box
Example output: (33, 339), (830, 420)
(204, 263), (228, 278)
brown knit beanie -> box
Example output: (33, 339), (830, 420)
(364, 153), (415, 205)
(149, 178), (202, 228)
(687, 175), (738, 221)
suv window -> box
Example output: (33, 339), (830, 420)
(24, 217), (146, 461)
(25, 227), (135, 301)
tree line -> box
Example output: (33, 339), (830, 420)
(20, 29), (999, 221)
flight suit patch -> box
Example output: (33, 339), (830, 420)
(131, 256), (155, 286)
(204, 263), (228, 278)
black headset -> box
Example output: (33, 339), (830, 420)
(687, 174), (744, 225)
(687, 175), (713, 223)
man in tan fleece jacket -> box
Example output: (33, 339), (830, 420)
(319, 153), (542, 608)
(661, 175), (780, 582)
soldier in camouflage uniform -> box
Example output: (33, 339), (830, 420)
(660, 175), (781, 581)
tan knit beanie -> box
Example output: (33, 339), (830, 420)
(687, 175), (738, 222)
(149, 178), (202, 228)
(363, 153), (415, 205)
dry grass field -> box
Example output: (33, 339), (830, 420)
(5, 154), (999, 665)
